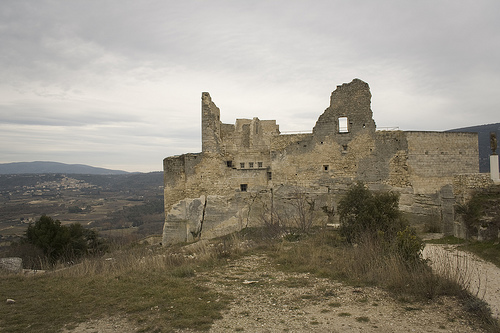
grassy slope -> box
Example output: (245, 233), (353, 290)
(2, 229), (499, 332)
(1, 246), (230, 333)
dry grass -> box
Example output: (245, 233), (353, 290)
(1, 228), (499, 332)
(283, 235), (440, 297)
(0, 241), (234, 333)
(461, 241), (500, 269)
(272, 229), (499, 331)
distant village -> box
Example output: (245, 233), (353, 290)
(1, 176), (96, 201)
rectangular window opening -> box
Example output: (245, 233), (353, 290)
(258, 162), (263, 168)
(249, 162), (254, 168)
(240, 162), (245, 169)
(240, 184), (248, 192)
(339, 117), (349, 133)
(323, 165), (329, 171)
(226, 160), (233, 168)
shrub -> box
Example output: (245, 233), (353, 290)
(287, 192), (315, 232)
(24, 215), (106, 264)
(455, 195), (483, 239)
(337, 182), (424, 265)
(338, 182), (406, 243)
(394, 227), (424, 264)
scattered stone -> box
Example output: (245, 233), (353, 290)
(6, 299), (16, 304)
(243, 280), (259, 284)
(0, 257), (23, 273)
(23, 269), (46, 275)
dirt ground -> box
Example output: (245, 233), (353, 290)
(423, 244), (500, 319)
(65, 246), (499, 333)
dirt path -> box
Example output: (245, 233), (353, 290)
(423, 244), (500, 319)
(65, 251), (494, 333)
(200, 254), (488, 332)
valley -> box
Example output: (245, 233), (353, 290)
(0, 172), (164, 247)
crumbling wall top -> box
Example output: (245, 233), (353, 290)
(201, 92), (222, 153)
(313, 78), (376, 139)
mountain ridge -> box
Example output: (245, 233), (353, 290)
(0, 161), (130, 175)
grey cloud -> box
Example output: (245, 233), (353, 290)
(1, 0), (499, 171)
(0, 102), (141, 127)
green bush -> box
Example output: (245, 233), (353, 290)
(25, 215), (106, 264)
(337, 182), (423, 265)
(338, 182), (406, 243)
(68, 205), (83, 213)
(395, 226), (424, 264)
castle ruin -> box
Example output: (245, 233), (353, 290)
(163, 79), (491, 244)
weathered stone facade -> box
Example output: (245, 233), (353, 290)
(163, 79), (484, 244)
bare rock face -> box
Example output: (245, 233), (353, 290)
(0, 257), (23, 273)
(164, 196), (206, 243)
(200, 195), (245, 239)
(163, 194), (246, 244)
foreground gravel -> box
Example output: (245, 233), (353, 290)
(201, 254), (489, 333)
(65, 249), (496, 332)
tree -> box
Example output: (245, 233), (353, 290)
(25, 215), (105, 263)
(25, 215), (70, 262)
(287, 191), (315, 233)
(338, 183), (423, 264)
(338, 182), (406, 243)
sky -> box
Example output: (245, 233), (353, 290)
(1, 1), (499, 172)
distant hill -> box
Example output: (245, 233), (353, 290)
(447, 123), (500, 173)
(0, 161), (129, 175)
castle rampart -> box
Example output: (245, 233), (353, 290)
(163, 79), (482, 244)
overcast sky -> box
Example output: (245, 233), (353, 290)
(1, 1), (499, 172)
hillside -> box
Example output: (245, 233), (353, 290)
(0, 172), (165, 246)
(0, 161), (130, 175)
(2, 232), (498, 332)
(447, 123), (500, 173)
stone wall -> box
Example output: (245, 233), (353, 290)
(451, 176), (498, 239)
(201, 92), (221, 153)
(163, 79), (483, 244)
(453, 173), (494, 199)
(406, 132), (479, 194)
(313, 79), (376, 139)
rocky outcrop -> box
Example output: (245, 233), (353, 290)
(163, 194), (247, 244)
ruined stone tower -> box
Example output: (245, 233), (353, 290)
(163, 79), (486, 245)
(201, 92), (221, 154)
(313, 78), (376, 139)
